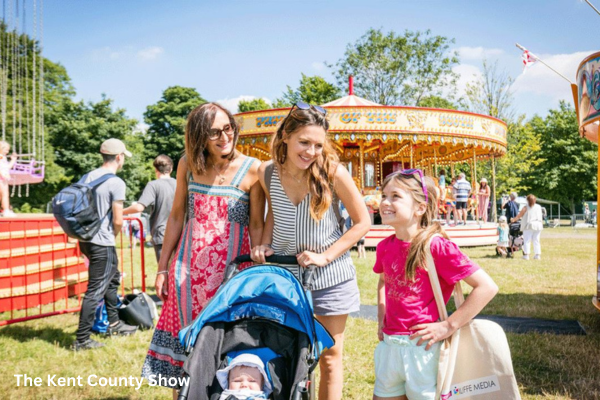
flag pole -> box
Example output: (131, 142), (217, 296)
(584, 0), (600, 17)
(515, 43), (574, 84)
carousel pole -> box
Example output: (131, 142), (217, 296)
(359, 139), (365, 190)
(473, 148), (477, 189)
(410, 145), (414, 169)
(491, 154), (497, 222)
(451, 163), (455, 179)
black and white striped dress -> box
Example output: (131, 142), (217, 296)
(270, 165), (356, 291)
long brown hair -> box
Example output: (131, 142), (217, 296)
(381, 171), (448, 281)
(185, 102), (239, 176)
(271, 107), (338, 221)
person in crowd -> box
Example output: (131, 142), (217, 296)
(584, 203), (591, 224)
(123, 155), (177, 262)
(373, 169), (498, 400)
(502, 192), (519, 223)
(0, 140), (17, 217)
(251, 102), (371, 400)
(497, 216), (509, 257)
(216, 354), (272, 400)
(477, 178), (490, 223)
(438, 169), (446, 191)
(142, 103), (264, 399)
(453, 173), (471, 225)
(444, 177), (457, 226)
(72, 138), (138, 351)
(512, 194), (544, 260)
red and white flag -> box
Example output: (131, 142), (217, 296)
(522, 50), (537, 70)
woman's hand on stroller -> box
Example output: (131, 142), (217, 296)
(296, 250), (329, 268)
(251, 244), (274, 264)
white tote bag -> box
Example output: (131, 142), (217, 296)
(425, 237), (521, 400)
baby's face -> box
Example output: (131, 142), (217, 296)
(228, 365), (263, 391)
(0, 145), (9, 156)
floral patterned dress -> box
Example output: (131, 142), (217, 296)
(142, 156), (255, 387)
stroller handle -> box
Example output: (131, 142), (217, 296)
(233, 254), (298, 265)
(224, 254), (316, 290)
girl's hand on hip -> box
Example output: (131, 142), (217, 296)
(251, 244), (274, 264)
(155, 273), (168, 303)
(409, 321), (454, 350)
(296, 251), (329, 268)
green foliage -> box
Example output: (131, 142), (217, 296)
(238, 98), (271, 113)
(46, 96), (151, 200)
(494, 116), (544, 195)
(331, 28), (459, 106)
(143, 86), (206, 167)
(273, 74), (340, 107)
(524, 102), (597, 213)
(418, 95), (459, 110)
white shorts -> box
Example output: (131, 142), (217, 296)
(373, 334), (440, 399)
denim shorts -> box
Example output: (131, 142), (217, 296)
(373, 334), (441, 399)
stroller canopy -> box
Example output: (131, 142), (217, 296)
(179, 265), (334, 356)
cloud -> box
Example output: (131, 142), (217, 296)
(91, 46), (124, 61)
(133, 122), (149, 134)
(311, 62), (326, 72)
(453, 63), (483, 96)
(513, 50), (593, 100)
(457, 46), (504, 61)
(137, 46), (164, 61)
(216, 95), (272, 114)
(90, 46), (164, 62)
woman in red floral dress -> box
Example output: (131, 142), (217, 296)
(142, 103), (264, 398)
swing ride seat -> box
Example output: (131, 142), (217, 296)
(8, 159), (44, 186)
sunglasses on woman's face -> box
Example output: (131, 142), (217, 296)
(397, 168), (428, 203)
(208, 124), (234, 141)
(285, 101), (327, 120)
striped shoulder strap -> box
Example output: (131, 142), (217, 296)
(231, 157), (255, 188)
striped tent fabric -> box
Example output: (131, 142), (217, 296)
(321, 94), (381, 107)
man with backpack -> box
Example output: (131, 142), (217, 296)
(72, 138), (138, 351)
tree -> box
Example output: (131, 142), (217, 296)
(524, 102), (597, 213)
(273, 74), (340, 107)
(331, 28), (459, 106)
(238, 98), (271, 112)
(418, 95), (460, 110)
(47, 96), (151, 201)
(144, 86), (206, 167)
(465, 60), (514, 121)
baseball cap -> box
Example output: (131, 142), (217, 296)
(100, 138), (132, 157)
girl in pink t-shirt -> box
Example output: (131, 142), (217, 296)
(372, 169), (498, 400)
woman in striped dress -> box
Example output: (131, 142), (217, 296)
(252, 103), (371, 400)
(142, 103), (264, 399)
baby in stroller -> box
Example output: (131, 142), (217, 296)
(216, 353), (272, 400)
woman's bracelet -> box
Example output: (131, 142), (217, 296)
(157, 270), (169, 275)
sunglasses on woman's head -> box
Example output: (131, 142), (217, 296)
(396, 169), (428, 203)
(285, 101), (327, 120)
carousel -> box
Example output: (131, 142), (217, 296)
(235, 77), (508, 247)
(574, 52), (600, 311)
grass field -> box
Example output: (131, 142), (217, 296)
(1, 227), (600, 399)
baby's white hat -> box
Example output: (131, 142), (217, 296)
(216, 353), (272, 396)
(499, 216), (507, 223)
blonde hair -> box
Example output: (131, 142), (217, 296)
(381, 171), (449, 281)
(271, 107), (338, 221)
(0, 140), (9, 152)
(184, 102), (239, 176)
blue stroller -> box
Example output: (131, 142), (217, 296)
(177, 255), (334, 400)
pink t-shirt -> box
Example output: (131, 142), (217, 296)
(373, 235), (480, 336)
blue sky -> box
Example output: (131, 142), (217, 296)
(35, 0), (600, 125)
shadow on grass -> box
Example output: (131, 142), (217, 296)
(0, 324), (75, 348)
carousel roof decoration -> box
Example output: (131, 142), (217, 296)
(235, 76), (508, 189)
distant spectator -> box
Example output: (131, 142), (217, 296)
(584, 203), (591, 224)
(477, 178), (491, 223)
(502, 192), (519, 222)
(512, 194), (544, 260)
(0, 140), (17, 217)
(72, 138), (138, 351)
(496, 216), (509, 257)
(453, 173), (472, 225)
(123, 155), (176, 262)
(438, 169), (446, 190)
